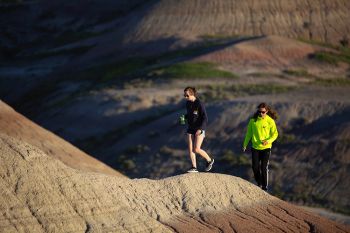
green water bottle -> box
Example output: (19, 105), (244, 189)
(179, 114), (186, 125)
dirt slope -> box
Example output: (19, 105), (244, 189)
(0, 100), (124, 177)
(193, 35), (342, 73)
(123, 0), (350, 44)
(0, 134), (349, 232)
(51, 0), (350, 67)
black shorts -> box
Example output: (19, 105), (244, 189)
(187, 128), (206, 137)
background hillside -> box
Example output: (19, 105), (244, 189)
(1, 0), (350, 221)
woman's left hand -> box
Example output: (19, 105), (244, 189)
(262, 140), (268, 146)
(195, 130), (202, 136)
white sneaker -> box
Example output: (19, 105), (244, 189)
(187, 167), (199, 173)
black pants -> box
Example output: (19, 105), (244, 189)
(251, 148), (271, 189)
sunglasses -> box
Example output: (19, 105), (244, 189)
(184, 94), (190, 98)
(258, 110), (267, 114)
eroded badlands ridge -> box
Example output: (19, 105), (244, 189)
(0, 134), (349, 232)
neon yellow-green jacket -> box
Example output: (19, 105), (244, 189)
(243, 115), (278, 150)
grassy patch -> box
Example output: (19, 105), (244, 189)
(101, 59), (149, 82)
(283, 69), (312, 77)
(299, 38), (350, 65)
(64, 57), (150, 84)
(310, 51), (350, 65)
(200, 84), (295, 101)
(312, 78), (350, 86)
(153, 62), (238, 79)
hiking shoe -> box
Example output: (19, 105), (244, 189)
(187, 167), (198, 173)
(205, 158), (214, 172)
(262, 187), (268, 192)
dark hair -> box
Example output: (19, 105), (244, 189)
(184, 86), (197, 97)
(252, 103), (278, 121)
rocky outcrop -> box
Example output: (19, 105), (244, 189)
(0, 134), (348, 232)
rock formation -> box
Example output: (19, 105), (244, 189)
(0, 134), (348, 232)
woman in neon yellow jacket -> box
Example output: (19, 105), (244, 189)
(243, 103), (278, 191)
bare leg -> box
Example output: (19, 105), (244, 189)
(194, 134), (211, 162)
(187, 134), (197, 168)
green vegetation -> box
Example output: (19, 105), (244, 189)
(200, 83), (295, 102)
(312, 78), (350, 86)
(298, 38), (350, 65)
(283, 69), (312, 77)
(80, 60), (237, 84)
(219, 149), (250, 167)
(21, 42), (241, 110)
(60, 57), (151, 85)
(73, 57), (235, 84)
(153, 62), (238, 79)
(101, 59), (149, 82)
(45, 39), (242, 86)
(311, 51), (350, 65)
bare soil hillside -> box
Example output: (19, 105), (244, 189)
(193, 35), (344, 74)
(1, 134), (349, 232)
(122, 0), (350, 45)
(0, 100), (124, 177)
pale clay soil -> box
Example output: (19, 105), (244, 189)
(1, 134), (349, 232)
